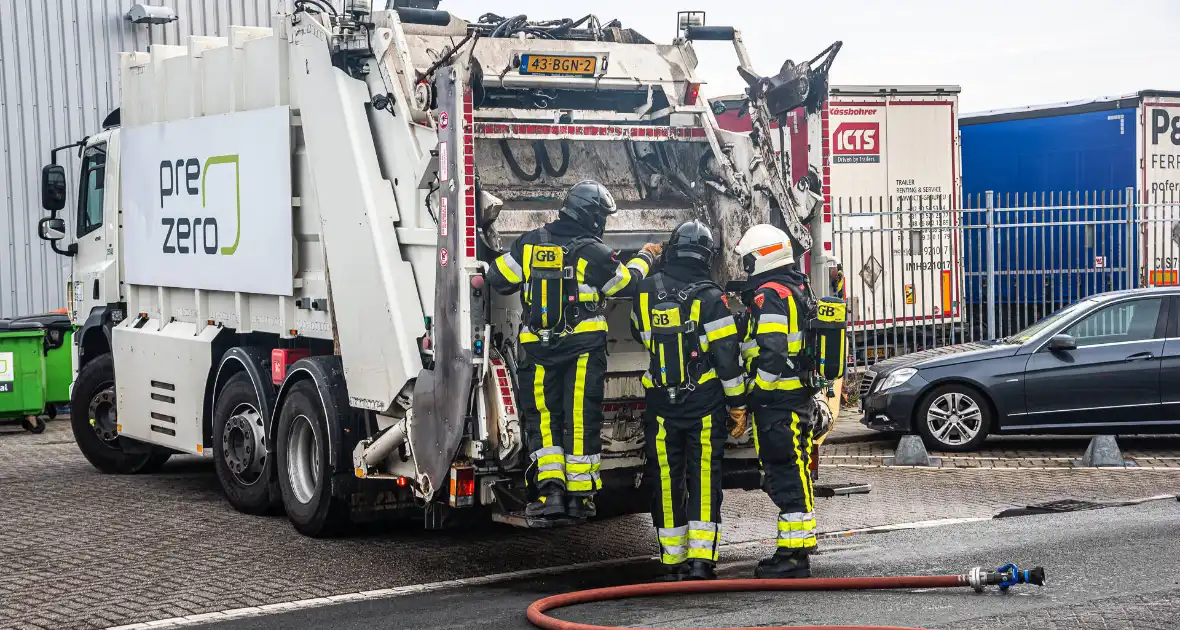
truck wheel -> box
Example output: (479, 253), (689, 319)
(69, 353), (164, 474)
(276, 380), (347, 536)
(213, 372), (278, 515)
(915, 384), (991, 452)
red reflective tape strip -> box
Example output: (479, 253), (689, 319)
(463, 90), (477, 257)
(473, 122), (707, 141)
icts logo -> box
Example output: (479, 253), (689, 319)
(158, 155), (240, 255)
(832, 122), (880, 164)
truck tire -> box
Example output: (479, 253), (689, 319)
(276, 380), (347, 537)
(69, 353), (168, 474)
(213, 372), (278, 515)
(914, 384), (992, 452)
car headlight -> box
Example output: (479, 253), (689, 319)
(877, 367), (917, 393)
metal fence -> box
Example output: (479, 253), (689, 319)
(829, 188), (1180, 369)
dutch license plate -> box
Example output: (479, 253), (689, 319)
(519, 54), (597, 76)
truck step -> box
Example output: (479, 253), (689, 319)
(815, 482), (872, 498)
(492, 511), (585, 529)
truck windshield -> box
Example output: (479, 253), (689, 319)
(1005, 298), (1099, 345)
(77, 143), (107, 238)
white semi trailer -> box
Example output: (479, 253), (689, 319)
(35, 2), (848, 535)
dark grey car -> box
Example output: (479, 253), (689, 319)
(860, 287), (1180, 451)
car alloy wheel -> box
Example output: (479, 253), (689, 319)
(925, 392), (983, 447)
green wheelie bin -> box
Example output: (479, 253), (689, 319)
(0, 312), (74, 434)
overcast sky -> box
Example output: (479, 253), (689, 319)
(439, 0), (1180, 113)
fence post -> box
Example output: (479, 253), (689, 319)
(1125, 187), (1135, 290)
(986, 191), (996, 340)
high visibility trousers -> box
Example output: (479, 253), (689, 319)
(752, 405), (817, 553)
(644, 408), (726, 566)
(517, 349), (607, 496)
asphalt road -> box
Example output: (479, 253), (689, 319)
(198, 499), (1180, 629)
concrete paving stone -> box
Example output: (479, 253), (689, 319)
(4, 419), (1180, 629)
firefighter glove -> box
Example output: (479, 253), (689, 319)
(728, 406), (748, 438)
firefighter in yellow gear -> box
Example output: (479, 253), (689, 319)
(733, 224), (819, 579)
(489, 180), (661, 520)
(630, 219), (746, 581)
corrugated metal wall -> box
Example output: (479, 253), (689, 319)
(0, 0), (289, 318)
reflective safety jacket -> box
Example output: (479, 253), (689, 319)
(630, 263), (746, 417)
(740, 267), (816, 409)
(489, 218), (654, 363)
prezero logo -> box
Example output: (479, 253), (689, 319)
(0, 351), (13, 393)
(158, 155), (241, 255)
(832, 122), (880, 164)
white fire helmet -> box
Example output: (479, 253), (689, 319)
(733, 224), (794, 276)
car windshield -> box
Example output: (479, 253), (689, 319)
(1004, 298), (1100, 344)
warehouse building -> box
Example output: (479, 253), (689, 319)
(0, 1), (284, 318)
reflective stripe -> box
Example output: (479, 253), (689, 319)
(627, 255), (651, 277)
(533, 445), (566, 474)
(566, 452), (601, 493)
(518, 317), (608, 344)
(791, 411), (814, 513)
(786, 294), (801, 352)
(755, 368), (779, 384)
(697, 369), (717, 384)
(777, 534), (818, 550)
(661, 551), (688, 565)
(721, 375), (745, 397)
(533, 367), (563, 485)
(699, 412), (714, 523)
(572, 354), (589, 456)
(601, 264), (632, 296)
(756, 322), (793, 336)
(703, 317), (738, 341)
(740, 339), (759, 362)
(658, 525), (688, 565)
(750, 372), (803, 392)
(655, 416), (674, 527)
(687, 521), (720, 561)
(495, 253), (523, 284)
(577, 284), (601, 302)
(641, 371), (654, 388)
(758, 314), (791, 326)
(778, 512), (816, 530)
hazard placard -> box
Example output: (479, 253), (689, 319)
(904, 284), (915, 305)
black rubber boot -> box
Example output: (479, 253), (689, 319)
(525, 484), (567, 518)
(658, 563), (690, 582)
(685, 560), (717, 581)
(565, 494), (597, 519)
(754, 549), (811, 579)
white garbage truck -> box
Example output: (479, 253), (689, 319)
(35, 2), (851, 535)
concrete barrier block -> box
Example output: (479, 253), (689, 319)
(1081, 435), (1125, 467)
(888, 435), (934, 467)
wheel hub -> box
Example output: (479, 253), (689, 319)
(222, 406), (266, 484)
(89, 387), (118, 443)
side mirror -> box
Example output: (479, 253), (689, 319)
(42, 165), (68, 212)
(1048, 334), (1077, 353)
(38, 217), (67, 242)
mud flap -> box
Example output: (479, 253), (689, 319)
(409, 66), (474, 498)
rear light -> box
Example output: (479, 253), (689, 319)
(449, 465), (475, 507)
(272, 348), (311, 385)
(684, 82), (701, 106)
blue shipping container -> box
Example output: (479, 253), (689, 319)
(960, 94), (1148, 309)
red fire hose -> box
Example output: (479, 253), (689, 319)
(527, 565), (1045, 630)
